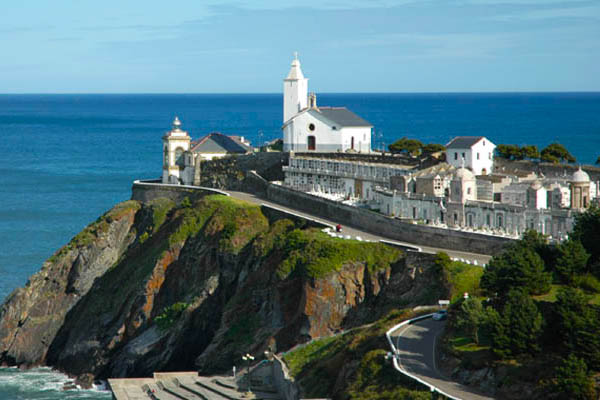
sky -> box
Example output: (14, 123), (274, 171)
(1, 0), (598, 93)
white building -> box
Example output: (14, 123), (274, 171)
(283, 155), (413, 200)
(162, 117), (195, 184)
(282, 55), (373, 153)
(446, 136), (495, 175)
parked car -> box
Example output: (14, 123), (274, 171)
(432, 309), (447, 321)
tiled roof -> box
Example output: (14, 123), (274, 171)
(310, 107), (372, 128)
(446, 136), (485, 149)
(191, 133), (253, 154)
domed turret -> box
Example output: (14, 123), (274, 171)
(572, 167), (590, 183)
(454, 167), (475, 180)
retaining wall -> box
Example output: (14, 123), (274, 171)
(131, 180), (229, 204)
(264, 183), (512, 255)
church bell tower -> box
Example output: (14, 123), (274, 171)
(162, 116), (191, 184)
(283, 52), (308, 124)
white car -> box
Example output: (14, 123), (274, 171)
(432, 310), (447, 321)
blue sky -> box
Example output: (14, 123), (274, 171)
(1, 0), (598, 93)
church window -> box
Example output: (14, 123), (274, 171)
(477, 152), (480, 160)
(351, 137), (355, 150)
(454, 152), (458, 160)
(332, 126), (337, 130)
(307, 136), (316, 150)
(308, 123), (316, 132)
(462, 152), (465, 159)
(175, 148), (185, 167)
(467, 187), (471, 195)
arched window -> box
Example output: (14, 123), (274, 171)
(497, 214), (503, 228)
(175, 147), (185, 167)
(307, 136), (316, 151)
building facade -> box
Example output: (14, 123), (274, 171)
(282, 55), (373, 153)
(446, 136), (496, 175)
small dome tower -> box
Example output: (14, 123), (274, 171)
(162, 116), (191, 184)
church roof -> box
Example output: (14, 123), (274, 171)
(309, 107), (372, 128)
(191, 133), (253, 154)
(446, 136), (486, 149)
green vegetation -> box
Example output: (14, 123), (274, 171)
(283, 309), (432, 399)
(150, 198), (176, 231)
(480, 239), (551, 297)
(445, 208), (600, 396)
(496, 142), (577, 164)
(168, 195), (268, 253)
(553, 355), (597, 400)
(540, 142), (576, 163)
(155, 302), (189, 331)
(48, 200), (141, 263)
(456, 298), (486, 344)
(496, 144), (540, 161)
(274, 228), (402, 279)
(437, 253), (484, 301)
(388, 137), (445, 157)
(224, 314), (260, 346)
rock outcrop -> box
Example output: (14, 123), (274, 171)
(0, 193), (448, 384)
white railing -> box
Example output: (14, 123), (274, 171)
(133, 180), (231, 197)
(386, 314), (462, 400)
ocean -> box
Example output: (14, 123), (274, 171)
(0, 92), (599, 398)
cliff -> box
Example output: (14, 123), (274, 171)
(0, 193), (449, 386)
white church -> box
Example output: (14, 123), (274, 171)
(282, 55), (373, 153)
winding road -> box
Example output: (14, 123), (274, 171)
(226, 190), (492, 266)
(391, 319), (494, 400)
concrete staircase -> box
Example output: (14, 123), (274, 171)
(109, 372), (283, 400)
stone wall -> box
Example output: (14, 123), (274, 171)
(264, 183), (512, 255)
(495, 158), (600, 181)
(131, 180), (228, 204)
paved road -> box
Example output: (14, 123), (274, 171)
(226, 190), (492, 265)
(392, 319), (494, 400)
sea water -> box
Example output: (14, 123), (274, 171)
(0, 93), (599, 397)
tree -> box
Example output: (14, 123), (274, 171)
(553, 355), (596, 400)
(570, 205), (600, 275)
(520, 229), (557, 271)
(457, 298), (485, 344)
(496, 144), (521, 160)
(554, 287), (600, 369)
(487, 289), (543, 357)
(540, 143), (576, 164)
(388, 137), (423, 156)
(481, 243), (551, 297)
(520, 145), (540, 160)
(555, 240), (590, 284)
(596, 156), (600, 165)
(422, 143), (445, 154)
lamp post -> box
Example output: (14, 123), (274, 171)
(242, 353), (255, 395)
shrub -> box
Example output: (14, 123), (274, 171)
(155, 302), (189, 331)
(553, 355), (596, 400)
(573, 274), (600, 294)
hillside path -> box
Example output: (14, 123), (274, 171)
(225, 190), (492, 265)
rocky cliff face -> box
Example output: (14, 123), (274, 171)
(0, 194), (447, 384)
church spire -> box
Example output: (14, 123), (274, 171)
(285, 51), (305, 80)
(283, 52), (309, 123)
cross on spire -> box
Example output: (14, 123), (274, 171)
(293, 51), (298, 60)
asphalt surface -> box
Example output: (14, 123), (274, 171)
(392, 318), (494, 400)
(226, 190), (492, 265)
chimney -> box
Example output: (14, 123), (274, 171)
(309, 92), (318, 109)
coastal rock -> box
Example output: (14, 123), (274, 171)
(0, 194), (448, 383)
(0, 200), (141, 367)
